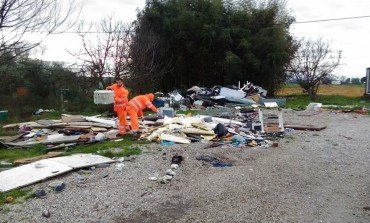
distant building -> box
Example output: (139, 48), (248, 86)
(331, 80), (341, 85)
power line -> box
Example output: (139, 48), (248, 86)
(294, 15), (370, 24)
(49, 15), (370, 33)
(4, 15), (370, 35)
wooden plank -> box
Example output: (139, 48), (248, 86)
(159, 133), (191, 144)
(61, 115), (86, 123)
(2, 133), (28, 143)
(14, 152), (64, 165)
(284, 124), (326, 131)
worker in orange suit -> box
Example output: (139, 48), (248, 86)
(106, 78), (129, 134)
(126, 93), (157, 135)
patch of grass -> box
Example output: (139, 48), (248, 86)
(1, 207), (10, 214)
(0, 188), (33, 206)
(0, 144), (47, 162)
(63, 135), (144, 157)
(99, 146), (142, 158)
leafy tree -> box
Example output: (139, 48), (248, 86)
(339, 75), (346, 84)
(132, 0), (296, 95)
(351, 78), (360, 85)
(287, 37), (341, 100)
(361, 76), (366, 83)
(344, 78), (351, 85)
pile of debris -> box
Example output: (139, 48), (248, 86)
(0, 115), (120, 149)
(140, 106), (285, 147)
(156, 81), (285, 109)
(0, 105), (287, 150)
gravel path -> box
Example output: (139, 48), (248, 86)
(1, 109), (370, 223)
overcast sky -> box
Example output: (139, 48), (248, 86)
(36, 0), (370, 78)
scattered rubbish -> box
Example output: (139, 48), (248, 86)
(171, 155), (183, 164)
(149, 177), (158, 181)
(196, 155), (220, 163)
(205, 142), (224, 149)
(42, 209), (51, 218)
(213, 123), (228, 138)
(96, 163), (111, 168)
(54, 183), (65, 193)
(140, 191), (151, 197)
(354, 109), (368, 115)
(6, 196), (13, 203)
(196, 154), (232, 167)
(161, 175), (173, 184)
(161, 141), (176, 146)
(160, 133), (191, 144)
(339, 134), (353, 140)
(170, 164), (179, 169)
(212, 162), (232, 167)
(283, 124), (326, 131)
(76, 175), (86, 183)
(306, 103), (322, 112)
(102, 172), (109, 178)
(49, 181), (64, 189)
(115, 163), (125, 172)
(264, 102), (278, 108)
(231, 135), (246, 144)
(166, 169), (176, 176)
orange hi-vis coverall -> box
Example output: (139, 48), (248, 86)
(108, 84), (129, 134)
(126, 93), (157, 131)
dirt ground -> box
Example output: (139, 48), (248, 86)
(1, 109), (370, 223)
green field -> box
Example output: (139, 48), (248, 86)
(277, 84), (366, 97)
(277, 84), (370, 109)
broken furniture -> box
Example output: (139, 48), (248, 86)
(258, 108), (285, 133)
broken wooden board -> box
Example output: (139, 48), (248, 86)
(4, 141), (41, 147)
(159, 133), (191, 144)
(67, 122), (113, 128)
(284, 124), (326, 131)
(84, 116), (115, 127)
(61, 115), (86, 123)
(181, 128), (215, 135)
(197, 115), (244, 126)
(201, 134), (217, 141)
(0, 154), (114, 192)
(191, 123), (213, 131)
(14, 152), (64, 165)
(2, 121), (35, 129)
(1, 133), (28, 143)
(35, 119), (58, 125)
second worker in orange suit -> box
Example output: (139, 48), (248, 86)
(126, 93), (157, 135)
(106, 78), (129, 134)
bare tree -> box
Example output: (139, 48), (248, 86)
(69, 15), (132, 88)
(287, 37), (342, 100)
(0, 0), (84, 61)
